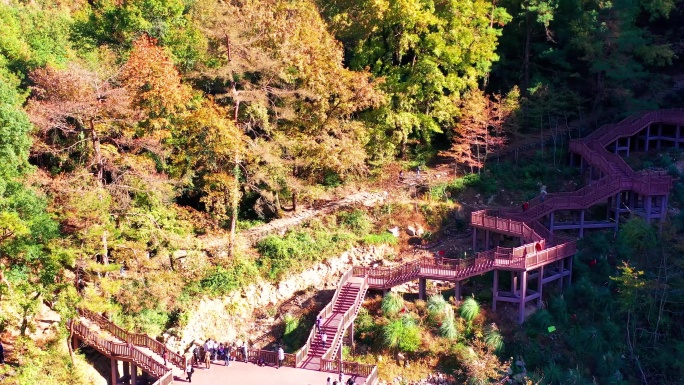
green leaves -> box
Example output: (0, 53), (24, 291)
(382, 313), (422, 352)
(322, 0), (510, 152)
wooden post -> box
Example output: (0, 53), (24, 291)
(626, 136), (631, 157)
(657, 124), (663, 150)
(472, 228), (477, 251)
(454, 281), (462, 304)
(492, 270), (499, 311)
(131, 363), (137, 385)
(418, 278), (426, 301)
(579, 210), (585, 238)
(645, 125), (650, 151)
(558, 259), (564, 291)
(644, 195), (652, 223)
(614, 193), (621, 232)
(484, 231), (490, 250)
(549, 212), (555, 234)
(110, 358), (117, 385)
(71, 335), (80, 352)
(122, 361), (129, 384)
(511, 271), (518, 296)
(518, 271), (528, 324)
(537, 266), (544, 308)
(677, 125), (681, 149)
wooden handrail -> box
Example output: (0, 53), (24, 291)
(69, 318), (172, 378)
(77, 308), (186, 371)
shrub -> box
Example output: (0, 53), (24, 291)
(338, 209), (371, 235)
(284, 313), (299, 336)
(382, 314), (422, 353)
(199, 261), (259, 296)
(381, 292), (405, 317)
(459, 297), (480, 323)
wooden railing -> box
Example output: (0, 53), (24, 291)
(295, 267), (355, 367)
(151, 371), (174, 385)
(320, 358), (377, 377)
(327, 275), (369, 361)
(69, 318), (170, 378)
(78, 308), (186, 370)
(234, 348), (296, 367)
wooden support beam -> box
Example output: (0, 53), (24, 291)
(614, 192), (621, 232)
(645, 195), (652, 223)
(579, 210), (585, 238)
(518, 271), (528, 324)
(645, 125), (650, 151)
(492, 270), (499, 311)
(549, 212), (555, 234)
(131, 363), (137, 385)
(472, 227), (477, 251)
(485, 231), (490, 250)
(110, 358), (117, 385)
(537, 266), (544, 308)
(418, 278), (426, 301)
(454, 281), (462, 304)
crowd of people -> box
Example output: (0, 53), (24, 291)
(180, 337), (357, 384)
(182, 339), (289, 383)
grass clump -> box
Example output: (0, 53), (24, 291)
(382, 314), (422, 353)
(362, 232), (398, 245)
(381, 292), (405, 317)
(459, 297), (481, 324)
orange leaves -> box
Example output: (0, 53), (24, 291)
(121, 35), (190, 119)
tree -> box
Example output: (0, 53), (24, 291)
(320, 0), (511, 157)
(194, 0), (382, 214)
(173, 99), (246, 255)
(442, 89), (518, 174)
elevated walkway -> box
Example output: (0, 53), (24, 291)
(499, 110), (682, 232)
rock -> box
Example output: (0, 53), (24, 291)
(416, 225), (425, 237)
(406, 226), (416, 236)
(388, 227), (400, 237)
(377, 355), (383, 362)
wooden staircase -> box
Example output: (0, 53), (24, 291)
(69, 309), (183, 385)
(500, 110), (684, 222)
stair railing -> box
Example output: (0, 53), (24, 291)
(295, 267), (354, 366)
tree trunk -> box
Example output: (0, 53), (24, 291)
(228, 152), (240, 258)
(292, 191), (298, 213)
(89, 120), (104, 186)
(67, 321), (75, 365)
(102, 230), (108, 266)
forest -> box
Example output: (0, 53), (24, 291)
(0, 0), (683, 384)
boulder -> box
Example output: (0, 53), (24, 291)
(388, 227), (400, 237)
(406, 226), (417, 236)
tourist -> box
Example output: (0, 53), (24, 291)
(339, 371), (343, 383)
(327, 378), (331, 385)
(522, 201), (529, 212)
(193, 345), (200, 366)
(346, 377), (355, 385)
(540, 185), (547, 202)
(277, 345), (284, 368)
(162, 347), (167, 366)
(242, 341), (249, 363)
(315, 315), (322, 334)
(321, 332), (327, 349)
(224, 343), (232, 366)
(204, 348), (211, 369)
(399, 170), (404, 181)
(186, 363), (194, 383)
